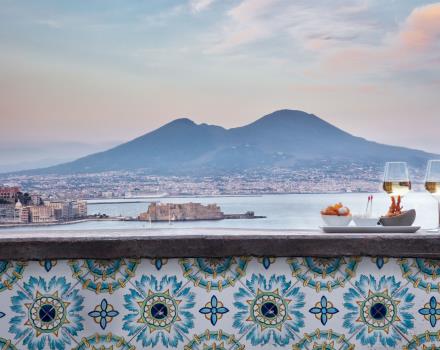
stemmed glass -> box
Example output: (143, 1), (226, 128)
(383, 162), (411, 198)
(425, 160), (440, 232)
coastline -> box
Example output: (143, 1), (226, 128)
(1, 192), (435, 231)
(0, 217), (119, 229)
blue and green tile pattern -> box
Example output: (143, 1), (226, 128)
(0, 257), (438, 349)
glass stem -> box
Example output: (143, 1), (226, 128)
(438, 200), (440, 229)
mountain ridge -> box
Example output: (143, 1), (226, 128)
(7, 109), (438, 175)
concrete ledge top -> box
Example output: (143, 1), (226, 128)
(0, 228), (439, 259)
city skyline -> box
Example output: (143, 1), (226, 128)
(1, 0), (440, 158)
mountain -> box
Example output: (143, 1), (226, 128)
(13, 110), (438, 175)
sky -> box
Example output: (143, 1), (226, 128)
(1, 0), (440, 163)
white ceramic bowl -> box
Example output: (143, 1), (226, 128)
(353, 215), (379, 227)
(321, 214), (352, 227)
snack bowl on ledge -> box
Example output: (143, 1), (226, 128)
(353, 215), (380, 227)
(379, 209), (416, 227)
(321, 214), (352, 227)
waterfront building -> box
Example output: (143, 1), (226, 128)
(47, 200), (87, 220)
(1, 199), (87, 224)
(19, 206), (30, 223)
(74, 200), (88, 218)
(14, 201), (29, 223)
(29, 205), (55, 223)
(48, 201), (72, 220)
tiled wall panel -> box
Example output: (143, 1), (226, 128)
(0, 257), (438, 349)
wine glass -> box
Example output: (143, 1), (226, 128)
(425, 160), (440, 232)
(383, 162), (411, 198)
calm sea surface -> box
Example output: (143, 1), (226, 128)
(4, 192), (439, 231)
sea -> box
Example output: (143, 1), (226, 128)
(3, 192), (439, 231)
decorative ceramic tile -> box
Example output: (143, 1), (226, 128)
(0, 256), (438, 349)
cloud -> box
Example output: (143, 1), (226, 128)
(35, 19), (63, 28)
(315, 2), (440, 77)
(141, 5), (184, 26)
(228, 0), (279, 21)
(398, 3), (440, 52)
(190, 0), (215, 13)
(205, 0), (283, 53)
(205, 0), (375, 54)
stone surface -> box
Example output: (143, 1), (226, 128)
(0, 228), (439, 259)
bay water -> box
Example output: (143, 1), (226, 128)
(4, 192), (439, 231)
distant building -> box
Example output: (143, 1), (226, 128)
(0, 188), (87, 225)
(29, 206), (55, 223)
(48, 201), (70, 220)
(0, 200), (32, 224)
(47, 200), (87, 220)
(0, 203), (16, 222)
(0, 186), (20, 203)
(14, 201), (29, 223)
(139, 202), (224, 221)
(30, 194), (43, 206)
(74, 201), (87, 218)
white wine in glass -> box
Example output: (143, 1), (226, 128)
(383, 162), (411, 198)
(425, 160), (440, 232)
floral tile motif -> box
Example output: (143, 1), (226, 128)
(0, 256), (438, 349)
(69, 259), (139, 294)
(9, 276), (83, 350)
(418, 295), (440, 327)
(0, 337), (16, 350)
(0, 261), (26, 292)
(404, 331), (440, 350)
(73, 333), (133, 350)
(292, 329), (354, 350)
(39, 260), (57, 273)
(399, 258), (440, 293)
(185, 330), (245, 349)
(343, 274), (414, 348)
(179, 257), (250, 292)
(287, 257), (359, 292)
(199, 294), (229, 326)
(123, 274), (195, 348)
(233, 273), (305, 347)
(88, 298), (120, 330)
(309, 295), (339, 325)
(259, 257), (276, 270)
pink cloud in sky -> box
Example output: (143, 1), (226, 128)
(312, 2), (440, 77)
(398, 3), (440, 51)
(206, 0), (279, 53)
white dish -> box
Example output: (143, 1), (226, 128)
(352, 216), (379, 227)
(320, 226), (421, 233)
(321, 214), (352, 227)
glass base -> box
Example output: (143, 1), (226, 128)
(427, 228), (440, 232)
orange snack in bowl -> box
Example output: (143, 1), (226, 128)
(321, 203), (351, 216)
